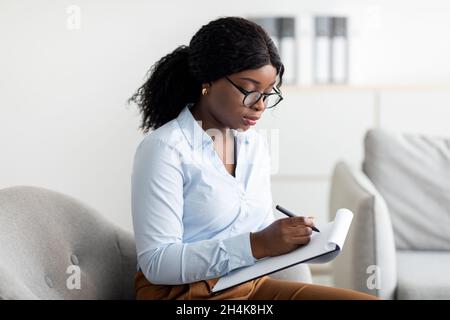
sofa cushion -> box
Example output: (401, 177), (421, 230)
(363, 129), (450, 250)
(396, 250), (450, 299)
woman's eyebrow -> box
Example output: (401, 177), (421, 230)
(239, 77), (277, 86)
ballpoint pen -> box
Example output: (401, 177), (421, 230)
(275, 204), (320, 232)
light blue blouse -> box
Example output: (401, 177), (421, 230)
(131, 102), (275, 285)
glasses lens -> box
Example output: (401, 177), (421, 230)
(265, 94), (282, 109)
(243, 92), (261, 107)
(244, 92), (283, 109)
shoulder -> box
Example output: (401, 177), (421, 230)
(136, 119), (186, 153)
(132, 121), (187, 181)
(132, 120), (190, 174)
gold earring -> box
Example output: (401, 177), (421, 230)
(202, 88), (208, 96)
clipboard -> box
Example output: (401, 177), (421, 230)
(211, 208), (354, 294)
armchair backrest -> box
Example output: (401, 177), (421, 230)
(363, 129), (450, 251)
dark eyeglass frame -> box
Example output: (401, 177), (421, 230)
(224, 76), (283, 109)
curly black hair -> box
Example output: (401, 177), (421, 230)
(128, 16), (284, 133)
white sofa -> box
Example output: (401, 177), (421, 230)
(329, 129), (450, 299)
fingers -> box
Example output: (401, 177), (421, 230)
(293, 226), (312, 237)
(289, 223), (314, 245)
(285, 226), (312, 244)
(290, 235), (312, 245)
(278, 217), (317, 248)
(288, 216), (315, 227)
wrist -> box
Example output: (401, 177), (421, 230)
(250, 231), (267, 259)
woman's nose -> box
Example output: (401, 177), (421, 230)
(251, 98), (266, 111)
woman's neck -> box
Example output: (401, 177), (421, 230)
(190, 101), (231, 139)
(190, 102), (235, 165)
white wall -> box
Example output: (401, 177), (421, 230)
(348, 1), (450, 85)
(2, 0), (450, 234)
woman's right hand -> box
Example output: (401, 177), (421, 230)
(250, 216), (316, 259)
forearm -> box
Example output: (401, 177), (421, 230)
(138, 232), (256, 285)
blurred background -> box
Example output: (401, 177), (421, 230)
(2, 0), (450, 289)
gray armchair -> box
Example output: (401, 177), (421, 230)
(0, 185), (311, 300)
(0, 186), (137, 299)
(329, 129), (450, 299)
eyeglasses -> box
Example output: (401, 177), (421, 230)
(225, 76), (283, 109)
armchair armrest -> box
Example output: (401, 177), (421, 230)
(115, 228), (137, 300)
(329, 161), (397, 299)
(269, 264), (313, 284)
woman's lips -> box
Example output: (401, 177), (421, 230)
(243, 116), (259, 126)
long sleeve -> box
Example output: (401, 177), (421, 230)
(131, 137), (256, 285)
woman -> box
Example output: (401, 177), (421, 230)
(129, 16), (377, 300)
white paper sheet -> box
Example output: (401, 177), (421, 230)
(211, 208), (353, 293)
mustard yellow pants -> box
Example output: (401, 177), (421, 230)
(135, 271), (379, 300)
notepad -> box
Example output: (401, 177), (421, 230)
(211, 208), (354, 293)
